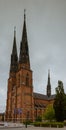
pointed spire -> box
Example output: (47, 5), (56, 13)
(24, 9), (26, 21)
(12, 27), (17, 55)
(14, 26), (16, 38)
(10, 27), (18, 75)
(47, 69), (51, 97)
(48, 69), (50, 84)
(19, 10), (30, 69)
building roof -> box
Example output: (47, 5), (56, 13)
(34, 102), (46, 108)
(33, 92), (55, 100)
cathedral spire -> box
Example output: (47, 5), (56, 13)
(10, 27), (18, 75)
(24, 9), (26, 21)
(48, 69), (50, 84)
(19, 10), (30, 69)
(12, 27), (17, 55)
(47, 69), (51, 97)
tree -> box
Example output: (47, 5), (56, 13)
(63, 94), (66, 120)
(35, 115), (42, 122)
(53, 80), (66, 122)
(43, 104), (55, 121)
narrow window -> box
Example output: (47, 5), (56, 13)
(26, 73), (29, 86)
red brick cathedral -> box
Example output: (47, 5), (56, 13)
(5, 12), (55, 122)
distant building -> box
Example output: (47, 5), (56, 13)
(5, 11), (55, 122)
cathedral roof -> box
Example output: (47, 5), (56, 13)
(33, 92), (55, 100)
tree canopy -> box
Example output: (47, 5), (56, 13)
(53, 80), (66, 122)
(43, 104), (55, 121)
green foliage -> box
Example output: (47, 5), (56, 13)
(35, 115), (42, 122)
(64, 121), (66, 126)
(33, 122), (41, 127)
(23, 119), (32, 125)
(50, 122), (64, 128)
(43, 104), (55, 121)
(53, 80), (66, 122)
(33, 121), (64, 128)
(63, 94), (66, 120)
(41, 122), (50, 127)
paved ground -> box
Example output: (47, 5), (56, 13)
(0, 126), (66, 130)
(0, 122), (66, 130)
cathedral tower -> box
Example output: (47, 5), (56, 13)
(16, 10), (34, 122)
(6, 11), (34, 122)
(6, 28), (18, 121)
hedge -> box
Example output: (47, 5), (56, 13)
(64, 121), (66, 126)
(33, 122), (64, 128)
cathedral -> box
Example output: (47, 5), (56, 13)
(5, 11), (55, 122)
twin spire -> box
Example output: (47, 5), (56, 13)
(10, 11), (51, 97)
(10, 10), (30, 75)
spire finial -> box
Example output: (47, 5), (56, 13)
(24, 9), (26, 20)
(48, 69), (50, 77)
(14, 26), (16, 37)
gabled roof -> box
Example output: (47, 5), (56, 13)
(33, 92), (55, 100)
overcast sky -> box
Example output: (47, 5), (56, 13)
(0, 0), (66, 112)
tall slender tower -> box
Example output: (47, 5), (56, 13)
(6, 28), (18, 121)
(47, 70), (51, 97)
(16, 10), (34, 121)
